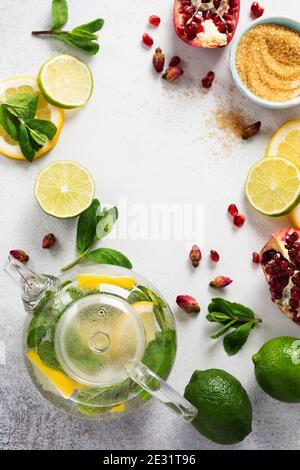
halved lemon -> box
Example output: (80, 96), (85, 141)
(38, 55), (93, 109)
(35, 160), (95, 218)
(0, 76), (63, 160)
(77, 274), (136, 291)
(27, 350), (84, 398)
(245, 157), (300, 216)
(266, 120), (300, 167)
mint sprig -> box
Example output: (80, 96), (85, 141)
(207, 298), (262, 356)
(61, 198), (132, 271)
(0, 94), (57, 162)
(32, 0), (104, 55)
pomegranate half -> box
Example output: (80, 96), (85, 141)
(174, 0), (240, 48)
(261, 228), (300, 325)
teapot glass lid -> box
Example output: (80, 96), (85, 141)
(55, 293), (146, 387)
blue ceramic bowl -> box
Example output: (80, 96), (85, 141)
(230, 17), (300, 109)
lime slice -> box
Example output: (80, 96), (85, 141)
(38, 55), (93, 109)
(266, 120), (300, 167)
(245, 157), (300, 216)
(35, 160), (95, 218)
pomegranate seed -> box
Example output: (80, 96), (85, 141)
(210, 250), (220, 262)
(142, 33), (154, 47)
(201, 71), (215, 89)
(213, 0), (221, 8)
(207, 71), (215, 82)
(169, 56), (181, 67)
(203, 11), (212, 20)
(217, 22), (227, 33)
(202, 77), (213, 89)
(149, 15), (161, 27)
(184, 22), (198, 40)
(251, 2), (264, 18)
(228, 203), (239, 217)
(252, 252), (260, 264)
(233, 214), (245, 228)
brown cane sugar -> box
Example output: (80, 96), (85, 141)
(236, 24), (300, 102)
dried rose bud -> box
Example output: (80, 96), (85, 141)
(153, 47), (165, 73)
(162, 66), (184, 82)
(242, 121), (261, 140)
(10, 249), (29, 262)
(176, 295), (200, 314)
(189, 244), (202, 268)
(169, 56), (181, 67)
(209, 276), (233, 288)
(42, 233), (56, 249)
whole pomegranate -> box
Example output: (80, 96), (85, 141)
(174, 0), (240, 48)
(261, 228), (300, 325)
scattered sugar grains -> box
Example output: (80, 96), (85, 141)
(236, 24), (300, 102)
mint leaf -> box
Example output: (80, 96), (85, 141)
(73, 18), (104, 33)
(223, 322), (254, 356)
(127, 290), (149, 304)
(210, 320), (236, 340)
(78, 380), (131, 407)
(19, 123), (35, 162)
(70, 29), (98, 40)
(6, 94), (38, 119)
(28, 128), (49, 147)
(25, 119), (57, 140)
(0, 105), (19, 140)
(52, 0), (68, 29)
(206, 312), (232, 323)
(96, 207), (118, 240)
(52, 32), (100, 55)
(37, 341), (62, 371)
(208, 298), (236, 317)
(76, 199), (100, 254)
(85, 248), (132, 269)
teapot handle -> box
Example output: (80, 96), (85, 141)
(125, 359), (197, 423)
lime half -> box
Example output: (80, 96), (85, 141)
(245, 157), (300, 216)
(35, 160), (95, 218)
(38, 55), (93, 109)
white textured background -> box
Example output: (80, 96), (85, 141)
(0, 0), (300, 450)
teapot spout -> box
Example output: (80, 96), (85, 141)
(5, 255), (59, 314)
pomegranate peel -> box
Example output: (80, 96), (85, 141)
(261, 228), (300, 325)
(174, 0), (240, 49)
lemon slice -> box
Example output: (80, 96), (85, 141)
(35, 160), (95, 218)
(27, 350), (84, 398)
(266, 120), (300, 167)
(77, 274), (136, 291)
(131, 301), (156, 343)
(38, 55), (93, 109)
(245, 157), (300, 216)
(0, 76), (63, 160)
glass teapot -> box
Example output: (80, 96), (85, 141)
(5, 255), (197, 422)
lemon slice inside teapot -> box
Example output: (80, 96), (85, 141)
(55, 293), (146, 388)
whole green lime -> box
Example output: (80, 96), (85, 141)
(252, 336), (300, 403)
(184, 369), (252, 445)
